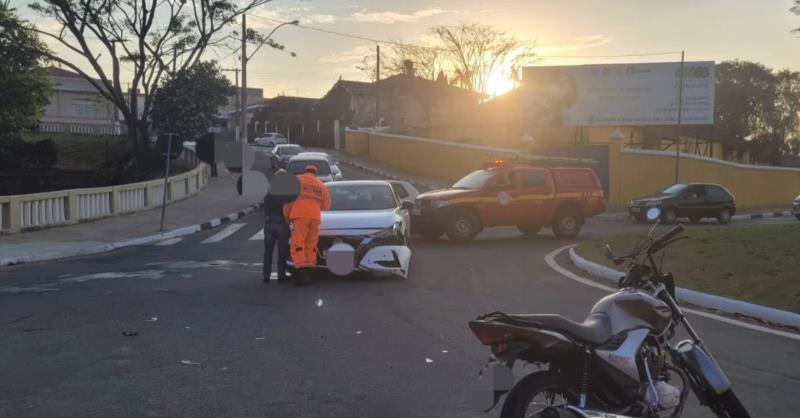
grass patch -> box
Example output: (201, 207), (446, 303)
(22, 132), (132, 171)
(576, 224), (800, 313)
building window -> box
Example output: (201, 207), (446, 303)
(71, 98), (111, 119)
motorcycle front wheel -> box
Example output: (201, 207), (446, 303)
(713, 389), (750, 418)
(500, 371), (579, 418)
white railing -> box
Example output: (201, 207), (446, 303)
(0, 148), (209, 233)
(37, 122), (125, 136)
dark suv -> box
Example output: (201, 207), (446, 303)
(628, 183), (736, 224)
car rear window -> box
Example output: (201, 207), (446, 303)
(551, 168), (600, 189)
(287, 160), (331, 175)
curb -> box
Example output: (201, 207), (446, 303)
(568, 247), (800, 332)
(0, 203), (263, 267)
(601, 210), (795, 221)
(338, 159), (443, 191)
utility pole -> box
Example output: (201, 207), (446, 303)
(241, 14), (248, 145)
(375, 44), (380, 128)
(222, 68), (240, 139)
(675, 50), (685, 183)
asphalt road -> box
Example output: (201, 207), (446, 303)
(0, 161), (798, 418)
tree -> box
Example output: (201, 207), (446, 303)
(0, 1), (50, 145)
(150, 61), (232, 141)
(715, 61), (800, 165)
(358, 24), (535, 95)
(791, 1), (800, 33)
(28, 0), (285, 165)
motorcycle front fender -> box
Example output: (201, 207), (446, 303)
(673, 340), (732, 395)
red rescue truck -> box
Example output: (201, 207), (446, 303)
(413, 160), (606, 242)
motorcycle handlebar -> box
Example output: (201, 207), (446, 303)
(649, 224), (684, 253)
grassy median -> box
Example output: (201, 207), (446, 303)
(576, 224), (800, 313)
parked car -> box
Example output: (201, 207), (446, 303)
(628, 183), (736, 224)
(388, 180), (420, 205)
(296, 151), (344, 180)
(292, 180), (414, 278)
(270, 144), (304, 169)
(414, 160), (606, 242)
(286, 155), (334, 182)
(792, 194), (800, 220)
(254, 133), (288, 147)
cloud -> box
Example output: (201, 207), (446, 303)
(319, 44), (374, 63)
(350, 8), (447, 24)
(536, 34), (612, 55)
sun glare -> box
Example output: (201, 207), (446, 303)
(485, 68), (516, 97)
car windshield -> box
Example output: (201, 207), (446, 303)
(329, 184), (397, 211)
(279, 146), (302, 156)
(452, 170), (493, 189)
(287, 160), (332, 175)
(661, 184), (688, 195)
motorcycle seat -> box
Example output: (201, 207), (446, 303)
(509, 313), (612, 345)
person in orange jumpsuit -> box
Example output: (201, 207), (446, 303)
(286, 164), (331, 286)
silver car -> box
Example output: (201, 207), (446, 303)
(296, 151), (344, 180)
(286, 155), (334, 183)
(304, 180), (414, 279)
(793, 194), (800, 220)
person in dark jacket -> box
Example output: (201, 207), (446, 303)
(262, 169), (299, 283)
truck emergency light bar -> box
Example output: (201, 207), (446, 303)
(481, 154), (600, 169)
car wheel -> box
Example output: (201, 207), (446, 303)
(661, 208), (678, 224)
(268, 142), (274, 147)
(717, 208), (732, 224)
(795, 214), (800, 220)
(446, 210), (480, 243)
(688, 215), (702, 224)
(552, 207), (583, 239)
(517, 224), (541, 237)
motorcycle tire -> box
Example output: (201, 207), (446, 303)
(499, 371), (579, 418)
(714, 389), (750, 418)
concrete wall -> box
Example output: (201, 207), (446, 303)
(345, 130), (518, 182)
(609, 138), (800, 208)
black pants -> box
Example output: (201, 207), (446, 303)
(263, 217), (290, 280)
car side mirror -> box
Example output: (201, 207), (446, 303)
(401, 201), (415, 211)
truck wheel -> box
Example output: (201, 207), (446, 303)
(517, 225), (541, 237)
(552, 207), (583, 239)
(446, 210), (480, 243)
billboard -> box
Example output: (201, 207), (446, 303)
(520, 62), (715, 129)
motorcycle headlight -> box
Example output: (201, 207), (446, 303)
(431, 200), (449, 209)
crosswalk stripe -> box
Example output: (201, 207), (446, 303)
(156, 237), (183, 246)
(250, 229), (264, 241)
(201, 223), (246, 243)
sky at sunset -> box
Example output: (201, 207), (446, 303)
(15, 0), (800, 99)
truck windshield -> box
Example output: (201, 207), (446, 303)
(452, 170), (493, 189)
(662, 184), (688, 195)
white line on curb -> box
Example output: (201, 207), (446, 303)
(544, 244), (800, 341)
(156, 238), (183, 246)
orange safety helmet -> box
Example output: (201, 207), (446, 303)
(305, 164), (318, 174)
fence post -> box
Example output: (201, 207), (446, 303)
(67, 190), (79, 224)
(8, 196), (21, 233)
(111, 186), (120, 215)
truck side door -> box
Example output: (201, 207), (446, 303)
(510, 168), (556, 226)
(478, 170), (517, 227)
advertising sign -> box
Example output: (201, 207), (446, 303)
(521, 62), (715, 128)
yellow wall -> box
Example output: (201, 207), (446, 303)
(344, 130), (370, 157)
(609, 139), (800, 208)
(346, 130), (518, 182)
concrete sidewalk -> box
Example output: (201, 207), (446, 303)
(0, 168), (261, 266)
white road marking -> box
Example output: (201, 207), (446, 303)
(201, 223), (245, 243)
(544, 244), (800, 341)
(156, 238), (183, 246)
(250, 229), (264, 241)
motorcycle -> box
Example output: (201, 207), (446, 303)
(468, 207), (750, 418)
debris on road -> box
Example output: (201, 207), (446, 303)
(441, 350), (448, 354)
(122, 331), (139, 337)
(180, 360), (200, 365)
(145, 317), (158, 322)
(255, 337), (265, 340)
(315, 298), (324, 307)
(59, 270), (165, 283)
(425, 358), (434, 364)
(356, 330), (363, 335)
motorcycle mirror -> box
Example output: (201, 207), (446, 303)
(646, 207), (661, 221)
(604, 244), (616, 261)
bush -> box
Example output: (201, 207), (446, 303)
(0, 137), (57, 169)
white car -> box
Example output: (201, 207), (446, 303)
(295, 181), (414, 279)
(254, 133), (288, 147)
(297, 151), (344, 180)
(388, 180), (420, 205)
(286, 155), (334, 183)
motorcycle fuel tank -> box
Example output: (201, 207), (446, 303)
(591, 289), (673, 335)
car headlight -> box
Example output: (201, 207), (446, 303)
(431, 200), (449, 209)
(372, 223), (402, 240)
